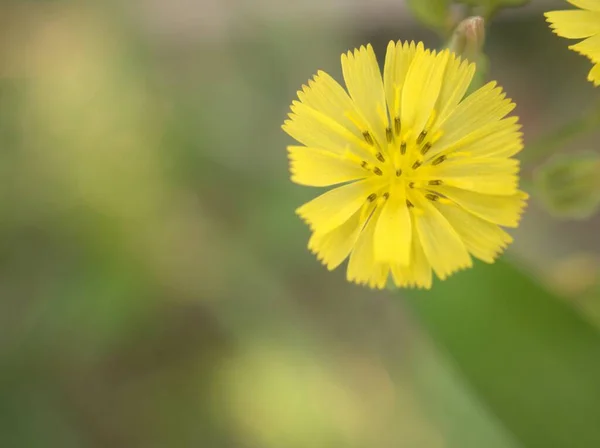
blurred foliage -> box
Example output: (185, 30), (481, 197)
(534, 152), (600, 220)
(406, 0), (452, 35)
(455, 0), (531, 18)
(0, 1), (599, 448)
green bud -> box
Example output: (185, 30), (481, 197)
(448, 16), (486, 62)
(406, 0), (451, 34)
(534, 152), (600, 220)
(447, 17), (488, 93)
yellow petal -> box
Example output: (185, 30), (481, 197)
(282, 101), (374, 162)
(435, 54), (476, 128)
(384, 41), (422, 125)
(390, 226), (432, 289)
(434, 82), (515, 154)
(373, 188), (412, 264)
(443, 117), (522, 159)
(308, 206), (369, 270)
(341, 44), (389, 146)
(424, 157), (520, 195)
(435, 202), (513, 263)
(402, 49), (450, 135)
(545, 11), (600, 39)
(426, 116), (522, 161)
(412, 194), (472, 280)
(288, 146), (367, 187)
(568, 0), (600, 12)
(297, 71), (362, 135)
(346, 208), (389, 289)
(435, 186), (527, 227)
(569, 34), (600, 61)
(588, 62), (600, 85)
(296, 178), (377, 235)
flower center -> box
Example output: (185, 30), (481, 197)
(359, 117), (447, 206)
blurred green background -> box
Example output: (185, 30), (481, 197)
(1, 0), (600, 447)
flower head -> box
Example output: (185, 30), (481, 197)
(545, 0), (600, 86)
(282, 41), (527, 289)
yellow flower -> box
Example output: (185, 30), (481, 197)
(282, 42), (527, 289)
(545, 0), (600, 86)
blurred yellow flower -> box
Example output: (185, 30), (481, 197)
(282, 42), (527, 289)
(545, 1), (600, 86)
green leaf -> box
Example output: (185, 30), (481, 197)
(410, 336), (521, 448)
(405, 259), (600, 448)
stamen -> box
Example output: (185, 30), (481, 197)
(412, 160), (422, 170)
(363, 131), (374, 146)
(425, 193), (439, 201)
(420, 142), (432, 155)
(428, 180), (443, 186)
(396, 169), (402, 177)
(383, 192), (390, 200)
(376, 152), (386, 163)
(367, 193), (377, 202)
(400, 142), (407, 155)
(394, 117), (401, 136)
(432, 155), (447, 166)
(417, 131), (427, 144)
(361, 160), (369, 169)
(386, 127), (393, 143)
(406, 199), (414, 208)
(373, 167), (383, 176)
(408, 182), (415, 188)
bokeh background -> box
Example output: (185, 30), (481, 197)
(1, 0), (600, 447)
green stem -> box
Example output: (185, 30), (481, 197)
(521, 103), (600, 166)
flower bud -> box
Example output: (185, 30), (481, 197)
(448, 16), (486, 62)
(534, 152), (600, 220)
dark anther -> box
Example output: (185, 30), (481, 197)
(367, 193), (377, 202)
(363, 131), (374, 145)
(373, 167), (383, 176)
(383, 192), (390, 200)
(432, 155), (447, 166)
(376, 152), (385, 163)
(386, 128), (393, 143)
(394, 117), (401, 135)
(361, 160), (369, 169)
(412, 160), (422, 170)
(396, 169), (402, 177)
(417, 131), (427, 144)
(408, 182), (415, 189)
(400, 142), (407, 155)
(425, 193), (439, 201)
(420, 142), (432, 155)
(406, 199), (414, 208)
(428, 180), (443, 186)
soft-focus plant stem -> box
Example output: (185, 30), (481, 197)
(522, 103), (600, 166)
